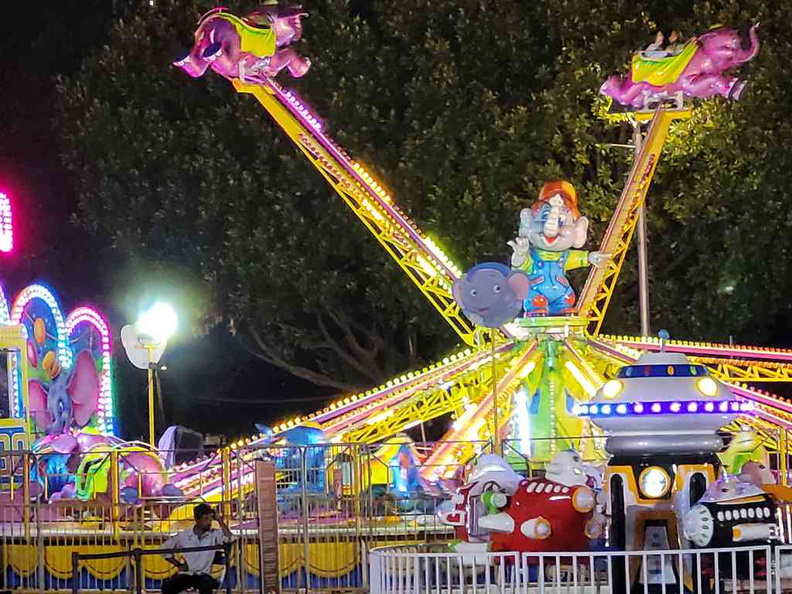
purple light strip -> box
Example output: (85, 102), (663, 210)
(575, 399), (752, 417)
(262, 79), (459, 281)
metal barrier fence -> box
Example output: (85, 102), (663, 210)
(370, 544), (776, 594)
(0, 440), (483, 592)
(71, 542), (232, 594)
(0, 436), (780, 592)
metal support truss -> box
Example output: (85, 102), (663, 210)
(608, 334), (792, 362)
(233, 79), (485, 345)
(422, 344), (540, 475)
(691, 358), (792, 382)
(579, 107), (692, 335)
(342, 341), (532, 443)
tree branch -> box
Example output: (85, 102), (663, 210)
(324, 306), (385, 366)
(244, 328), (362, 392)
(314, 311), (382, 382)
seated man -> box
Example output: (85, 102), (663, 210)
(161, 503), (233, 594)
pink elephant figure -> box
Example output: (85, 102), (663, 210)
(31, 431), (182, 504)
(601, 24), (759, 109)
(174, 3), (310, 83)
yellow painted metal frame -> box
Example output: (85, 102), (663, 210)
(342, 342), (527, 443)
(0, 324), (31, 446)
(233, 80), (480, 345)
(692, 358), (792, 382)
(343, 382), (474, 444)
(422, 344), (540, 472)
(222, 75), (792, 477)
(579, 106), (692, 335)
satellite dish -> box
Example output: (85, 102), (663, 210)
(121, 324), (165, 370)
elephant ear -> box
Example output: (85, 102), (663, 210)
(573, 216), (590, 248)
(452, 278), (467, 309)
(507, 270), (530, 301)
(67, 351), (101, 427)
(28, 380), (50, 431)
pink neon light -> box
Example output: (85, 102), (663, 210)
(0, 193), (13, 253)
(66, 307), (114, 435)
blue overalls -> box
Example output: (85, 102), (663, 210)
(520, 248), (589, 316)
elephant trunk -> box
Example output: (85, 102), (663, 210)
(543, 200), (562, 238)
(741, 24), (760, 63)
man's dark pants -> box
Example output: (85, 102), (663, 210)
(161, 572), (219, 594)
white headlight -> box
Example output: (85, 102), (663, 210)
(697, 377), (719, 397)
(639, 467), (671, 498)
(602, 379), (624, 399)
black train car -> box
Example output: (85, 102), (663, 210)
(684, 477), (780, 582)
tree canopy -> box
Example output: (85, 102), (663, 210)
(57, 0), (792, 395)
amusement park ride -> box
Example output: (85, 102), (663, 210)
(0, 7), (785, 589)
(166, 11), (788, 498)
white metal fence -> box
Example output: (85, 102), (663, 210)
(371, 544), (780, 594)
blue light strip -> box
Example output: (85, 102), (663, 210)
(573, 399), (754, 417)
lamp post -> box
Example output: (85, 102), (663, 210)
(121, 302), (177, 446)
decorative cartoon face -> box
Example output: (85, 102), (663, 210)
(700, 476), (764, 503)
(29, 351), (101, 435)
(452, 263), (529, 328)
(546, 450), (588, 486)
(739, 461), (775, 487)
(468, 454), (524, 495)
(519, 194), (589, 252)
(271, 10), (306, 45)
(438, 455), (523, 541)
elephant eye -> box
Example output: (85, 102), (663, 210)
(470, 289), (478, 297)
(493, 285), (502, 293)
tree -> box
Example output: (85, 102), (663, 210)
(58, 0), (792, 397)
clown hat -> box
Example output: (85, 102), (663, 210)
(538, 181), (579, 217)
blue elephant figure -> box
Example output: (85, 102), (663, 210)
(508, 181), (608, 316)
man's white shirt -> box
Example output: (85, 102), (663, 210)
(164, 528), (228, 575)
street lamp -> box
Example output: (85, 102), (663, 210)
(121, 302), (177, 446)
